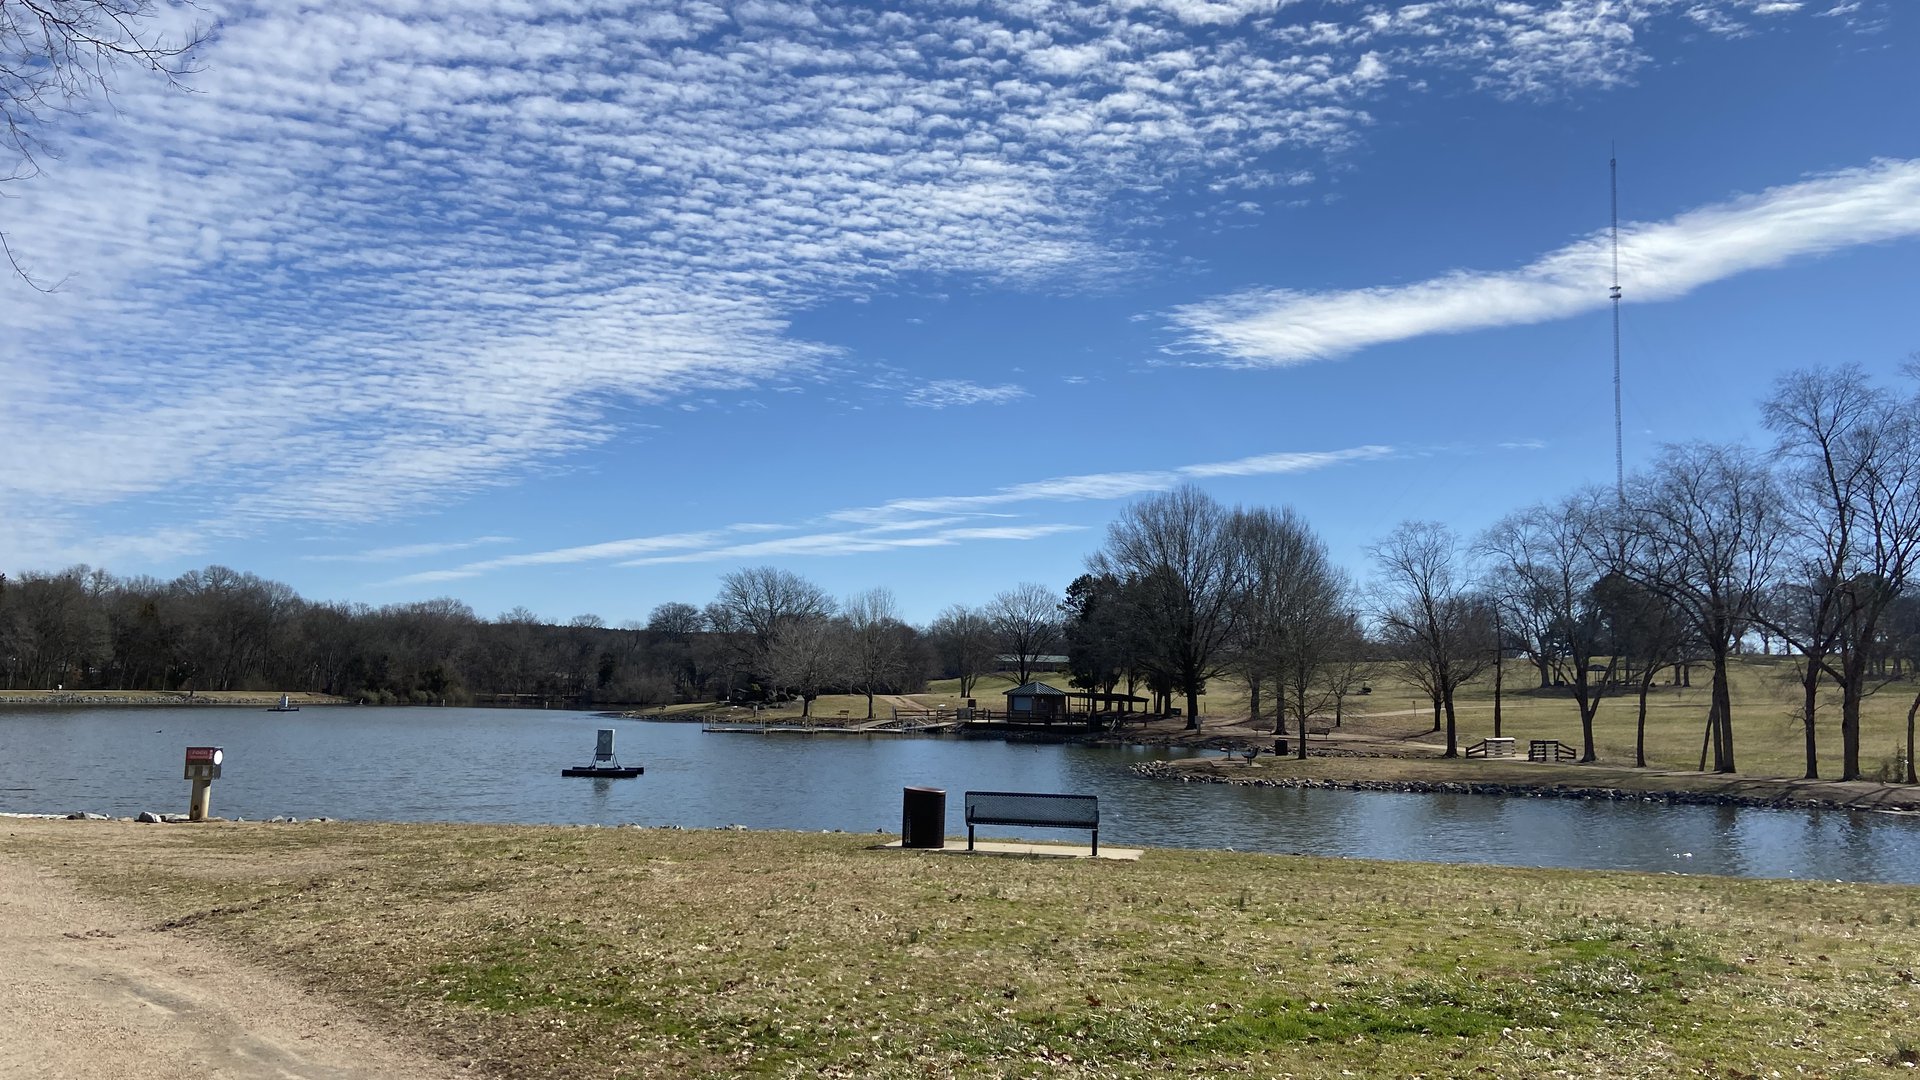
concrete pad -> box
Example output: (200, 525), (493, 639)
(879, 839), (1141, 861)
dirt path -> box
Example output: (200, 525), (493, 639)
(0, 849), (468, 1080)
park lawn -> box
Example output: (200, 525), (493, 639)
(6, 820), (1919, 1080)
(1100, 658), (1914, 782)
(1346, 658), (1919, 780)
(652, 658), (1919, 783)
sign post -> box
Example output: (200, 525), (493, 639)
(183, 746), (224, 821)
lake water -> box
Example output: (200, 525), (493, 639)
(3, 706), (1917, 884)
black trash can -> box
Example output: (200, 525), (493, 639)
(901, 786), (946, 849)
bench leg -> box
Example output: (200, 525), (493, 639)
(1090, 829), (1098, 857)
(967, 824), (974, 851)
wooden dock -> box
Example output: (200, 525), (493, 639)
(701, 709), (965, 736)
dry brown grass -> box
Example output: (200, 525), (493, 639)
(6, 819), (1919, 1079)
(0, 689), (348, 706)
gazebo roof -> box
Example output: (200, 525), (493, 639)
(1004, 682), (1068, 697)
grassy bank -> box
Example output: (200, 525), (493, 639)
(0, 689), (350, 707)
(1153, 754), (1920, 811)
(6, 820), (1918, 1079)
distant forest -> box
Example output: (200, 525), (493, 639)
(0, 564), (937, 708)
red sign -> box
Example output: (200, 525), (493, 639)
(185, 746), (219, 761)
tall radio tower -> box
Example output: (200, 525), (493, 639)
(1610, 151), (1624, 501)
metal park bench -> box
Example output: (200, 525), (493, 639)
(964, 791), (1100, 856)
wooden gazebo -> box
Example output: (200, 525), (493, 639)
(1065, 690), (1149, 715)
(1003, 682), (1069, 720)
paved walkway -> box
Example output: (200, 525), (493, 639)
(881, 839), (1141, 861)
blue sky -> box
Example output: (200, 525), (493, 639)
(2, 0), (1914, 625)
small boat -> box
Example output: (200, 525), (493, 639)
(266, 695), (300, 713)
(562, 728), (643, 778)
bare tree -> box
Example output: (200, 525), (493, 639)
(1480, 490), (1619, 762)
(1369, 522), (1495, 758)
(926, 603), (995, 699)
(1230, 507), (1351, 755)
(1591, 570), (1690, 768)
(1767, 365), (1920, 780)
(1094, 485), (1246, 730)
(3, 0), (205, 284)
(1222, 511), (1299, 731)
(2, 566), (109, 688)
(1759, 365), (1883, 777)
(171, 565), (298, 691)
(841, 588), (909, 719)
(646, 602), (706, 639)
(490, 606), (544, 698)
(1614, 443), (1784, 774)
(1759, 573), (1846, 779)
(1322, 627), (1371, 729)
(768, 615), (844, 720)
(710, 566), (834, 692)
(1271, 548), (1355, 759)
(986, 582), (1060, 687)
(642, 601), (706, 699)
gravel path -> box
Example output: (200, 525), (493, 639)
(0, 851), (468, 1080)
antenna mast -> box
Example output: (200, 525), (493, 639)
(1610, 150), (1624, 501)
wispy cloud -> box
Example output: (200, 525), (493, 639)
(304, 536), (515, 563)
(383, 527), (785, 585)
(903, 380), (1029, 409)
(834, 445), (1395, 524)
(394, 442), (1392, 584)
(620, 524), (1088, 566)
(0, 0), (1855, 566)
(1167, 159), (1920, 368)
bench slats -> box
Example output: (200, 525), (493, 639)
(964, 791), (1098, 855)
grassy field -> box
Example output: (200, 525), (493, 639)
(6, 819), (1918, 1079)
(861, 661), (1917, 782)
(1338, 659), (1918, 780)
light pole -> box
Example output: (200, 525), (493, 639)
(1492, 607), (1504, 739)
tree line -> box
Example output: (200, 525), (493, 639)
(1046, 361), (1919, 782)
(0, 563), (1081, 718)
(4, 362), (1917, 780)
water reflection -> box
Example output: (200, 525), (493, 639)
(1, 706), (1916, 883)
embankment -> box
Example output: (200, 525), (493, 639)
(0, 690), (349, 707)
(1135, 754), (1920, 812)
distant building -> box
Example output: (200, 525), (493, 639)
(993, 653), (1069, 672)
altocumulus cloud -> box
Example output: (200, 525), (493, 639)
(0, 0), (1848, 566)
(904, 381), (1030, 409)
(1167, 159), (1920, 368)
